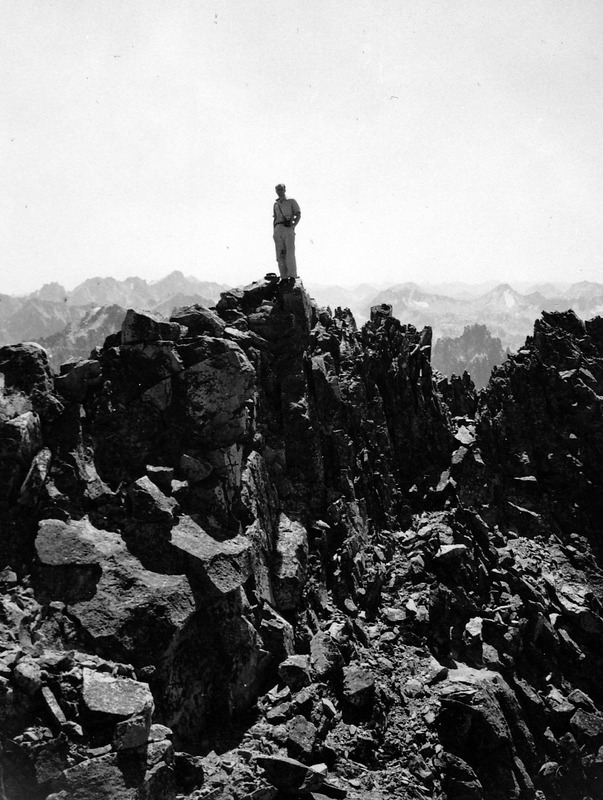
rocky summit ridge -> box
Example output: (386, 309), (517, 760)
(0, 276), (602, 800)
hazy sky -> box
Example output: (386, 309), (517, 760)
(2, 0), (602, 294)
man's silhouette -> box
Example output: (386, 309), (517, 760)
(273, 183), (301, 282)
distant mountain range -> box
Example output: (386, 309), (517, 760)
(355, 280), (603, 351)
(2, 272), (602, 375)
(0, 295), (85, 346)
(25, 271), (228, 310)
(0, 271), (229, 367)
(37, 305), (130, 370)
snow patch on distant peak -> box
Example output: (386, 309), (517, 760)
(503, 290), (516, 309)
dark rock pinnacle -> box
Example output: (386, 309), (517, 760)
(0, 283), (602, 799)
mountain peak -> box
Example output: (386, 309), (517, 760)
(565, 280), (603, 298)
(487, 282), (516, 295)
(28, 282), (68, 303)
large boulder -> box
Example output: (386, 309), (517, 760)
(121, 309), (185, 344)
(278, 655), (312, 692)
(256, 754), (326, 792)
(342, 663), (375, 710)
(0, 411), (42, 500)
(259, 604), (295, 663)
(170, 304), (226, 336)
(127, 475), (177, 523)
(310, 630), (344, 678)
(61, 747), (175, 800)
(34, 517), (195, 665)
(0, 342), (54, 397)
(54, 358), (103, 402)
(82, 668), (154, 750)
(82, 668), (154, 719)
(272, 514), (309, 612)
(436, 666), (537, 800)
(169, 515), (252, 596)
(176, 336), (256, 447)
(157, 590), (266, 745)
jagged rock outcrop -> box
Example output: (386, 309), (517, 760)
(432, 323), (508, 389)
(1, 283), (603, 799)
(471, 311), (603, 545)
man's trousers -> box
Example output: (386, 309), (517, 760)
(273, 225), (297, 279)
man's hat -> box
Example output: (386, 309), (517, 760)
(275, 183), (286, 191)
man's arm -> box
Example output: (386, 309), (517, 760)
(291, 199), (301, 227)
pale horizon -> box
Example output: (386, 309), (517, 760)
(3, 1), (603, 295)
(8, 267), (596, 299)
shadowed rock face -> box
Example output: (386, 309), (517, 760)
(1, 281), (603, 799)
(470, 311), (603, 545)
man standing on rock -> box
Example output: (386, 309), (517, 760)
(273, 183), (301, 282)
